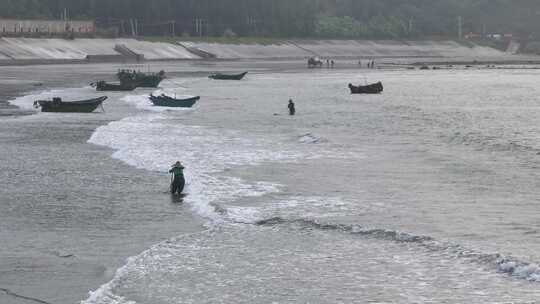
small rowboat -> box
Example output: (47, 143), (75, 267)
(149, 94), (200, 108)
(208, 71), (248, 80)
(33, 96), (107, 113)
(348, 82), (383, 94)
(93, 81), (136, 91)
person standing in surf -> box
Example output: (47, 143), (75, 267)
(288, 99), (296, 116)
(169, 161), (185, 195)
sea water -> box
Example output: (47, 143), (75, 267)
(23, 67), (540, 303)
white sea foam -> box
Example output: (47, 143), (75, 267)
(80, 229), (210, 304)
(82, 252), (150, 304)
(498, 260), (540, 281)
(84, 75), (368, 303)
(82, 67), (540, 304)
(298, 132), (327, 144)
(88, 112), (299, 223)
(226, 196), (360, 224)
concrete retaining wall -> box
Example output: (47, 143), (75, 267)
(62, 39), (121, 56)
(0, 38), (200, 63)
(180, 42), (312, 59)
(116, 39), (199, 60)
(0, 38), (519, 64)
(0, 38), (120, 60)
(3, 38), (86, 59)
(182, 40), (508, 60)
(290, 40), (506, 58)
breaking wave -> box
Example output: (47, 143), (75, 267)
(255, 217), (540, 282)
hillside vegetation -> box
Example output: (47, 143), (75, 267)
(1, 0), (539, 39)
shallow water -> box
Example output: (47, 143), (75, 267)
(5, 65), (540, 303)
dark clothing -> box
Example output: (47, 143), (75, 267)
(171, 176), (185, 195)
(288, 102), (295, 115)
(169, 166), (184, 177)
(169, 165), (185, 194)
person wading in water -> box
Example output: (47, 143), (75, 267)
(169, 161), (185, 195)
(288, 99), (296, 116)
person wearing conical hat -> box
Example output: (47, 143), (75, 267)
(169, 161), (185, 195)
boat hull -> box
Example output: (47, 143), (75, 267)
(95, 81), (136, 91)
(348, 82), (383, 94)
(134, 77), (164, 88)
(118, 70), (166, 88)
(36, 96), (107, 113)
(149, 95), (199, 107)
(209, 72), (247, 80)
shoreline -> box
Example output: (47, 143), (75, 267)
(2, 56), (540, 69)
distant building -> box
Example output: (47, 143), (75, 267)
(0, 19), (95, 35)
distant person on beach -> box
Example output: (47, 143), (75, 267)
(331, 60), (335, 68)
(288, 99), (296, 116)
(169, 161), (185, 195)
(368, 60), (375, 69)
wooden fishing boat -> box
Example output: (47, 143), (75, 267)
(208, 71), (248, 80)
(33, 96), (107, 113)
(149, 94), (199, 107)
(348, 82), (383, 94)
(117, 69), (165, 88)
(93, 81), (136, 91)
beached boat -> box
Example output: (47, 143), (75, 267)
(208, 71), (248, 80)
(93, 81), (136, 91)
(149, 94), (200, 107)
(348, 82), (383, 94)
(33, 96), (107, 113)
(118, 69), (166, 87)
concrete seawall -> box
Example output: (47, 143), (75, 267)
(290, 40), (505, 58)
(0, 38), (198, 64)
(179, 41), (312, 59)
(182, 40), (509, 60)
(0, 38), (532, 65)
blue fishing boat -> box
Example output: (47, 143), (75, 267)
(149, 94), (199, 107)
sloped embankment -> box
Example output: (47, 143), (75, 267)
(0, 38), (199, 64)
(181, 39), (509, 60)
(0, 38), (519, 65)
